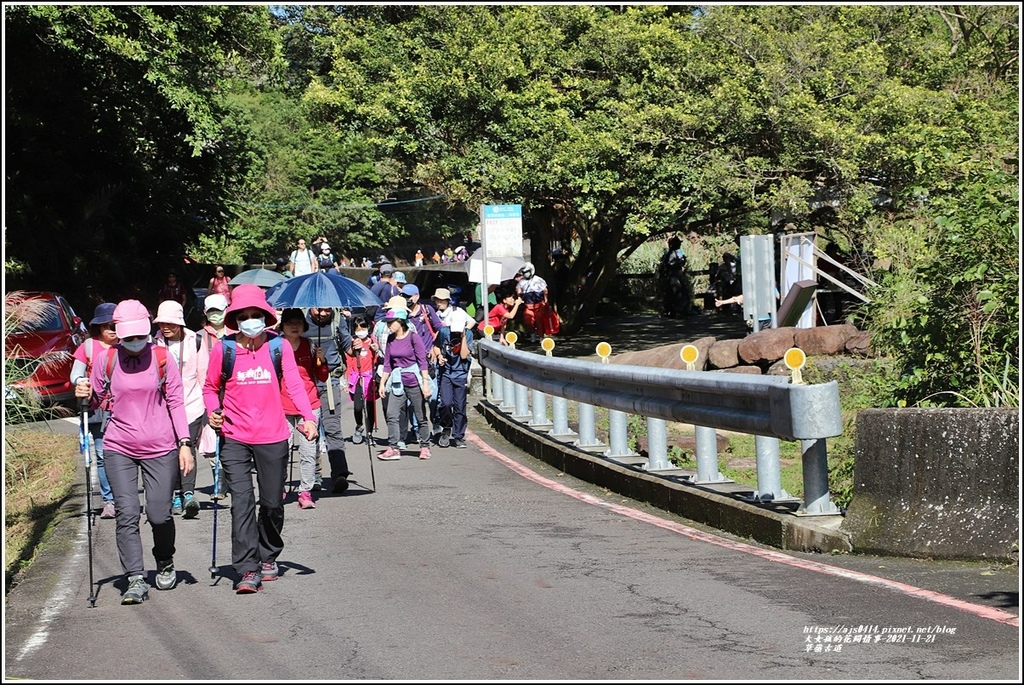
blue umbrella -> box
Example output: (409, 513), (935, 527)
(264, 270), (382, 310)
(229, 268), (287, 288)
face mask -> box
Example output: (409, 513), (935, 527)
(207, 311), (225, 326)
(238, 317), (266, 338)
(121, 338), (148, 353)
(355, 330), (368, 339)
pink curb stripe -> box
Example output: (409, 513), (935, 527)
(466, 430), (1019, 628)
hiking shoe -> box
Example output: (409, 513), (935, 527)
(377, 447), (401, 461)
(453, 438), (467, 449)
(121, 575), (149, 604)
(352, 427), (364, 444)
(182, 492), (200, 519)
(331, 476), (350, 494)
(235, 571), (261, 594)
(312, 475), (323, 492)
(171, 495), (183, 516)
(99, 500), (116, 519)
(260, 561), (279, 582)
(155, 558), (176, 591)
(298, 491), (316, 509)
(418, 446), (432, 460)
(438, 427), (451, 448)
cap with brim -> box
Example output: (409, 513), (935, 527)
(89, 302), (116, 327)
(433, 287), (452, 301)
(380, 263), (395, 274)
(225, 284), (278, 327)
(203, 293), (228, 313)
(321, 243), (331, 251)
(112, 299), (152, 339)
(154, 300), (186, 326)
(401, 284), (419, 297)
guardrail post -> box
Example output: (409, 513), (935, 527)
(549, 396), (577, 439)
(486, 367), (503, 403)
(644, 417), (671, 470)
(529, 388), (552, 429)
(605, 409), (636, 458)
(693, 426), (731, 483)
(513, 381), (531, 420)
(744, 436), (794, 502)
(796, 439), (841, 515)
(500, 370), (516, 411)
(574, 402), (605, 450)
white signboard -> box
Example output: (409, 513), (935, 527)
(482, 204), (523, 258)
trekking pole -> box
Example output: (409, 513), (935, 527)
(365, 386), (376, 492)
(78, 397), (97, 608)
(209, 410), (222, 579)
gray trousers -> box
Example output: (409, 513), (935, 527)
(287, 408), (320, 493)
(384, 384), (430, 448)
(104, 449), (178, 577)
(220, 437), (288, 576)
(316, 378), (350, 481)
(174, 416), (203, 495)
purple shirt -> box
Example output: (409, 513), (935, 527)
(382, 332), (428, 385)
(90, 344), (190, 459)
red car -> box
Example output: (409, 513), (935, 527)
(5, 291), (88, 404)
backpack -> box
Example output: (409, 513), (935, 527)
(100, 344), (169, 410)
(219, 333), (284, 404)
(318, 252), (335, 270)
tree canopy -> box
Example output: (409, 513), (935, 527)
(4, 4), (1018, 406)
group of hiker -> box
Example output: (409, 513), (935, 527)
(71, 274), (483, 602)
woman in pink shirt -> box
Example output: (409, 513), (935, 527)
(203, 285), (317, 594)
(75, 300), (194, 605)
(154, 300), (207, 519)
(207, 265), (232, 306)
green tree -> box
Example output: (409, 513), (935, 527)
(5, 5), (279, 305)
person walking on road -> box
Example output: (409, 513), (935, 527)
(203, 285), (318, 594)
(197, 293), (233, 498)
(302, 306), (355, 494)
(279, 308), (327, 510)
(74, 299), (194, 605)
(514, 263), (548, 343)
(153, 300), (206, 519)
(435, 315), (474, 449)
(377, 304), (433, 461)
(207, 265), (232, 307)
(288, 238), (317, 277)
(69, 302), (120, 520)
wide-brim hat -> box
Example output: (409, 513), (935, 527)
(112, 299), (152, 339)
(89, 302), (116, 327)
(393, 271), (407, 284)
(385, 307), (408, 321)
(384, 295), (408, 311)
(433, 287), (452, 301)
(154, 300), (186, 326)
(225, 284), (278, 327)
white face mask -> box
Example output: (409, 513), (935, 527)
(238, 317), (266, 338)
(355, 330), (368, 339)
(121, 338), (148, 353)
(207, 311), (225, 326)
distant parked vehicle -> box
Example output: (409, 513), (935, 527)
(5, 291), (88, 404)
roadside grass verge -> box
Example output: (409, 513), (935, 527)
(5, 426), (79, 593)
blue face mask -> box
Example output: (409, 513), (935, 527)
(238, 317), (266, 338)
(121, 338), (148, 353)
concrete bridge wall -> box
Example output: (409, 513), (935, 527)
(842, 408), (1019, 561)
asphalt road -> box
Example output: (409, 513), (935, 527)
(4, 404), (1018, 681)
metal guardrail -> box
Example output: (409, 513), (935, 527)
(476, 338), (843, 515)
